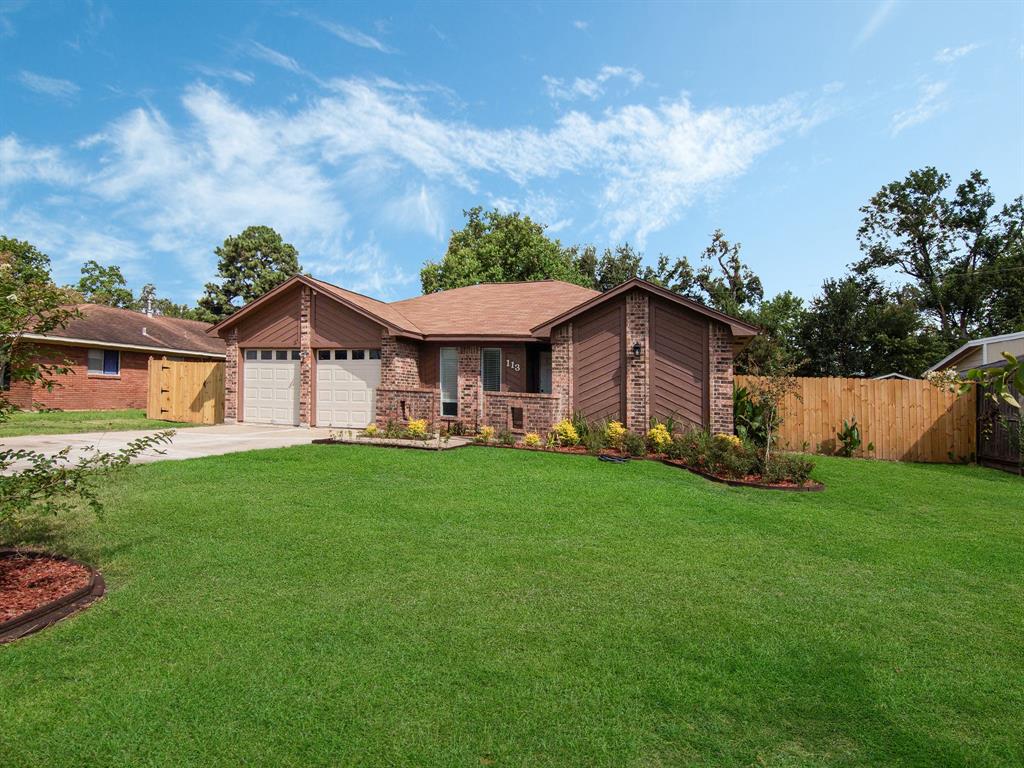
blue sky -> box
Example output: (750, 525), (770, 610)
(1, 1), (1021, 305)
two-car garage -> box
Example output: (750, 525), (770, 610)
(242, 347), (380, 428)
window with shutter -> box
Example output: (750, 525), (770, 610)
(440, 347), (458, 417)
(481, 348), (501, 392)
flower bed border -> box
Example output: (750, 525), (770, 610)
(310, 436), (824, 490)
(0, 550), (106, 644)
(661, 460), (825, 491)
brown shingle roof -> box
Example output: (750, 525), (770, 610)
(35, 305), (225, 356)
(308, 278), (422, 335)
(390, 281), (601, 338)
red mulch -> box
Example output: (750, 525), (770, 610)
(0, 554), (91, 623)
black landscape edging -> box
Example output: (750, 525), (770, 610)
(0, 550), (106, 644)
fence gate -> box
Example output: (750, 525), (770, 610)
(977, 383), (1022, 474)
(147, 358), (225, 425)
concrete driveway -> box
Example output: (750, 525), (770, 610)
(1, 423), (332, 469)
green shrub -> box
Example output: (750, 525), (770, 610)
(583, 428), (607, 453)
(761, 453), (815, 484)
(570, 410), (591, 442)
(382, 420), (402, 439)
(497, 429), (515, 446)
(623, 432), (646, 456)
(835, 419), (873, 457)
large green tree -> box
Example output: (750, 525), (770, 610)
(74, 260), (135, 308)
(798, 274), (944, 378)
(420, 208), (589, 293)
(855, 167), (1023, 343)
(197, 226), (301, 321)
(134, 284), (202, 320)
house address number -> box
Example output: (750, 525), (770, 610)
(505, 359), (521, 372)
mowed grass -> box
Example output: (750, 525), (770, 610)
(1, 446), (1022, 767)
(0, 408), (195, 437)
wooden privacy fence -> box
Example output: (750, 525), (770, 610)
(735, 376), (976, 463)
(147, 358), (225, 425)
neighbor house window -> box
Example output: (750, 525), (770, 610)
(481, 348), (501, 392)
(440, 347), (458, 417)
(87, 349), (119, 376)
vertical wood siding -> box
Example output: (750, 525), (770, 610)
(236, 286), (301, 346)
(735, 375), (977, 463)
(650, 298), (708, 429)
(146, 358), (225, 425)
(572, 299), (625, 422)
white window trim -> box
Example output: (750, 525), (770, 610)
(440, 347), (458, 417)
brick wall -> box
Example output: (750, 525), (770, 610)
(457, 344), (481, 429)
(550, 322), (573, 423)
(380, 332), (420, 388)
(482, 392), (560, 434)
(298, 285), (312, 426)
(625, 290), (649, 433)
(224, 327), (239, 422)
(709, 323), (735, 434)
(375, 387), (436, 425)
(5, 342), (207, 411)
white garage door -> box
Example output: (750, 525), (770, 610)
(243, 349), (300, 425)
(316, 348), (381, 428)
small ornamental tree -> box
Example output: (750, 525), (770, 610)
(740, 362), (801, 466)
(0, 238), (172, 544)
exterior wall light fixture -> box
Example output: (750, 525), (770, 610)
(632, 342), (642, 358)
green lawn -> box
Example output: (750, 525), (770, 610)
(0, 408), (195, 437)
(1, 447), (1022, 767)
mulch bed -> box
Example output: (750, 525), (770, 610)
(0, 550), (105, 643)
(661, 460), (825, 491)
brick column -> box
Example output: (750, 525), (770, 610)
(458, 344), (481, 429)
(709, 323), (734, 434)
(380, 332), (420, 388)
(299, 285), (312, 427)
(625, 290), (649, 434)
(550, 322), (573, 423)
(224, 327), (239, 423)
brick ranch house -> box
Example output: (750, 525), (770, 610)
(6, 304), (225, 411)
(209, 275), (757, 436)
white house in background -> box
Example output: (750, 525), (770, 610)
(926, 330), (1024, 373)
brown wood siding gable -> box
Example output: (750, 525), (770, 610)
(312, 293), (384, 348)
(236, 286), (301, 347)
(650, 298), (709, 429)
(572, 299), (625, 422)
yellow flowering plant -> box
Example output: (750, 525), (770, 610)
(476, 425), (495, 443)
(362, 423), (379, 437)
(552, 419), (580, 446)
(522, 432), (542, 448)
(404, 418), (430, 439)
(647, 423), (672, 453)
(604, 420), (627, 449)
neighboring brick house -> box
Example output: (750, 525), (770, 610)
(209, 276), (757, 436)
(6, 305), (225, 411)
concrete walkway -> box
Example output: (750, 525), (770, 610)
(1, 423), (332, 469)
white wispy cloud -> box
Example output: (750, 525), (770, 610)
(543, 65), (644, 102)
(854, 0), (896, 48)
(383, 185), (446, 240)
(247, 41), (305, 75)
(311, 17), (395, 54)
(891, 80), (948, 135)
(572, 20), (589, 30)
(0, 135), (77, 186)
(16, 70), (80, 99)
(1, 76), (829, 296)
(192, 65), (255, 85)
(934, 43), (980, 63)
